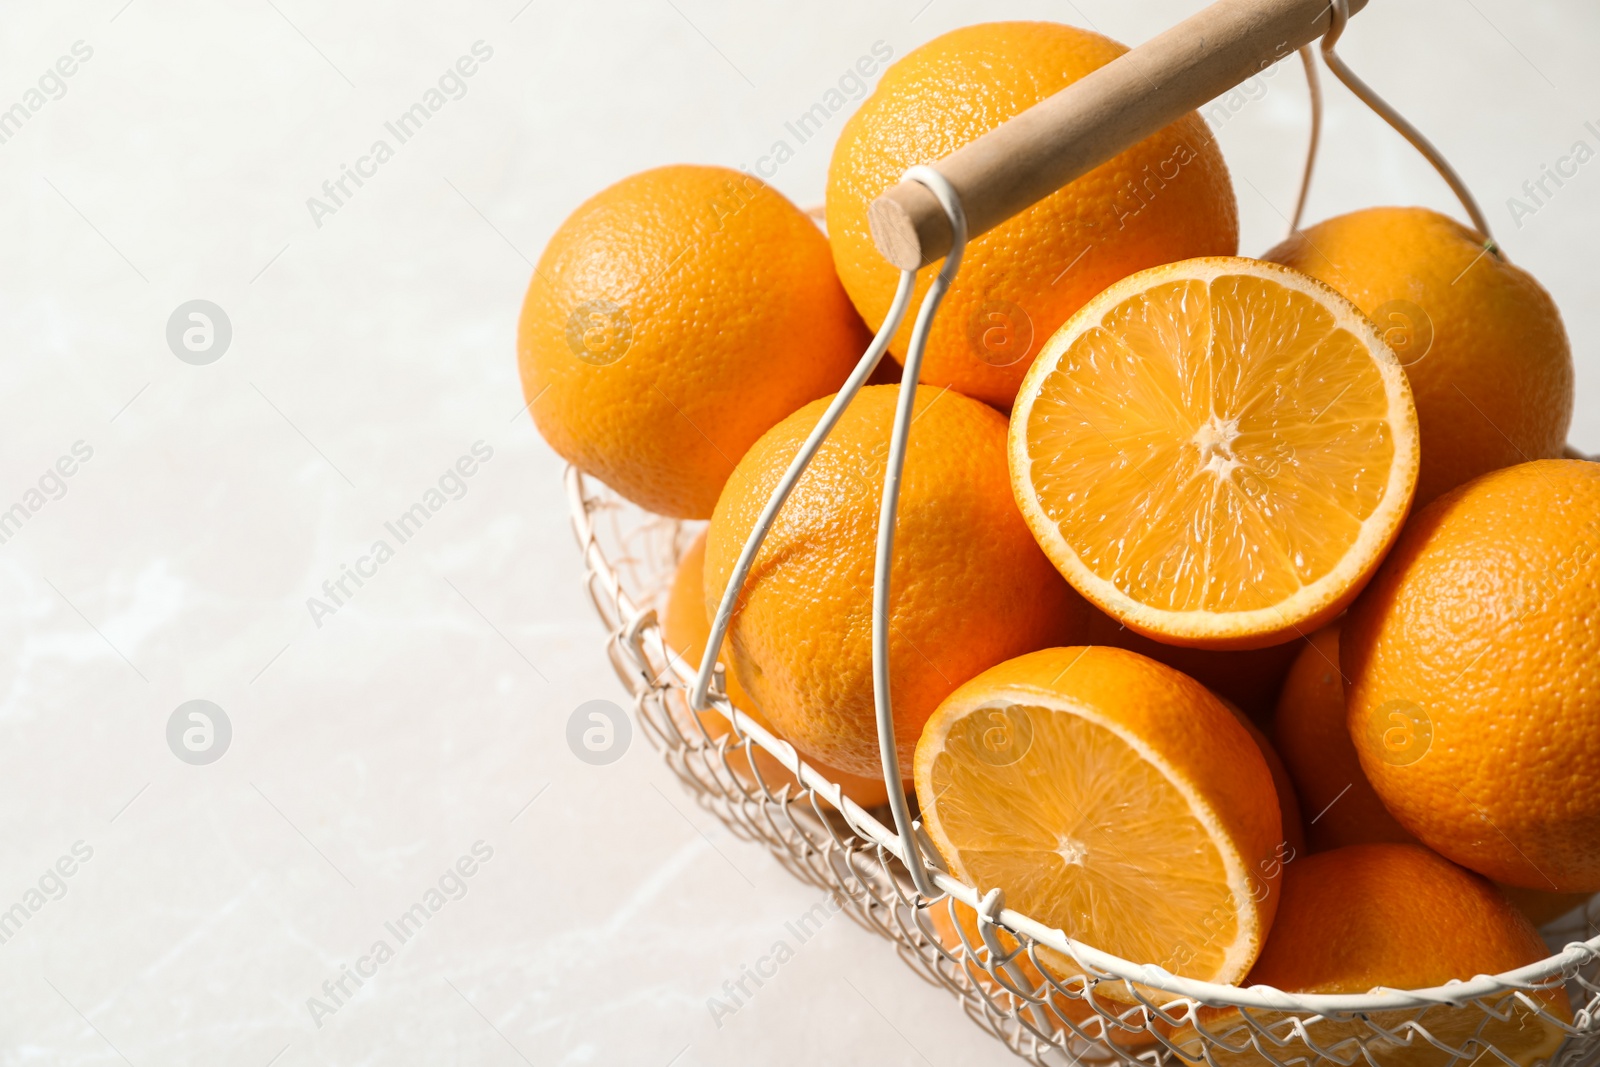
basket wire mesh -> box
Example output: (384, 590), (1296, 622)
(559, 2), (1600, 1061)
(567, 469), (1599, 1067)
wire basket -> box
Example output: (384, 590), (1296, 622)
(567, 467), (1599, 1067)
(554, 0), (1600, 1062)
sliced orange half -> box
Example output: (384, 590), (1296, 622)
(914, 646), (1285, 991)
(1009, 257), (1419, 649)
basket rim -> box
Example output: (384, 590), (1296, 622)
(565, 465), (1599, 1017)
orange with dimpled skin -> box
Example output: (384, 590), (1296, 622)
(1177, 844), (1571, 1067)
(1274, 624), (1416, 852)
(1266, 206), (1573, 508)
(704, 384), (1084, 780)
(520, 164), (869, 519)
(1275, 624), (1592, 924)
(826, 21), (1238, 409)
(1344, 459), (1600, 892)
(662, 531), (891, 809)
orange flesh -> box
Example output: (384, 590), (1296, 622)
(1023, 275), (1398, 614)
(926, 702), (1238, 978)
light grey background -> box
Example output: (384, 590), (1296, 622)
(1, 0), (1595, 1063)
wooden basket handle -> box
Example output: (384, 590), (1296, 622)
(868, 0), (1369, 269)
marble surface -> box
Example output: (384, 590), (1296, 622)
(1, 0), (1596, 1063)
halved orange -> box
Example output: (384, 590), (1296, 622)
(1010, 258), (1419, 649)
(913, 646), (1284, 991)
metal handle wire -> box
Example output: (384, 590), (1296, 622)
(868, 165), (968, 898)
(688, 267), (915, 713)
(1290, 0), (1499, 250)
(692, 168), (969, 898)
(1288, 44), (1322, 236)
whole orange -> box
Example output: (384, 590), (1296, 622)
(519, 165), (869, 518)
(1179, 844), (1570, 1067)
(662, 531), (891, 809)
(704, 384), (1084, 777)
(1344, 460), (1600, 891)
(1248, 844), (1560, 991)
(1275, 627), (1593, 925)
(1266, 207), (1573, 507)
(826, 21), (1238, 409)
(1273, 625), (1416, 852)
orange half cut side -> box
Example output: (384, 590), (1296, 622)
(1009, 257), (1419, 649)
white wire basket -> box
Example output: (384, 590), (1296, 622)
(567, 468), (1599, 1067)
(553, 0), (1600, 1062)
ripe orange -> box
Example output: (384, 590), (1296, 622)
(1178, 844), (1571, 1067)
(1274, 625), (1416, 852)
(826, 21), (1237, 409)
(662, 532), (890, 809)
(1275, 626), (1594, 925)
(705, 384), (1082, 778)
(519, 164), (869, 518)
(914, 646), (1283, 989)
(1344, 459), (1600, 891)
(1010, 257), (1419, 649)
(1266, 207), (1573, 507)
